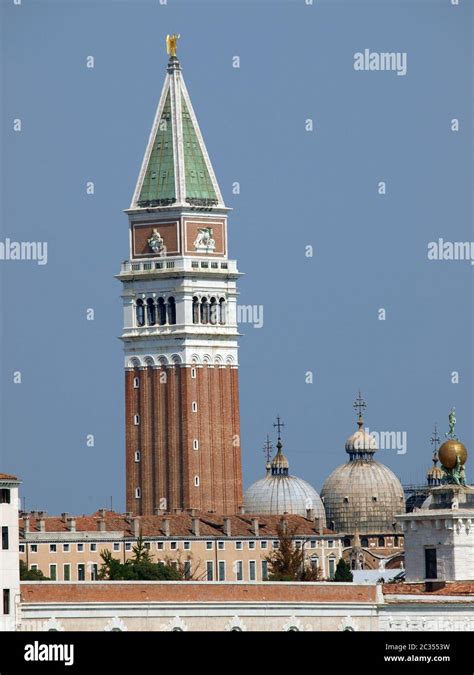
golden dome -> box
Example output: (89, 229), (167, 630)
(438, 439), (468, 470)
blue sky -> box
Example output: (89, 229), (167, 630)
(1, 0), (472, 513)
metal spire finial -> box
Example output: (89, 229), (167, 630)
(430, 423), (441, 454)
(353, 391), (367, 428)
(263, 435), (273, 464)
(273, 415), (285, 441)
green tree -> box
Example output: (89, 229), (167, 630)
(333, 558), (353, 582)
(19, 560), (49, 581)
(97, 547), (183, 581)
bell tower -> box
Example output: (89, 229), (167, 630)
(118, 37), (243, 516)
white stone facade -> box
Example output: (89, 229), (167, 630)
(0, 475), (21, 631)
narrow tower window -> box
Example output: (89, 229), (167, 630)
(157, 298), (167, 325)
(193, 440), (199, 450)
(219, 298), (226, 325)
(209, 297), (218, 325)
(194, 476), (200, 487)
(133, 377), (140, 389)
(133, 414), (140, 425)
(192, 297), (199, 324)
(135, 451), (141, 462)
(191, 367), (197, 379)
(136, 299), (145, 327)
(192, 401), (198, 412)
(135, 488), (141, 499)
(167, 297), (176, 325)
(200, 298), (209, 324)
(146, 298), (156, 326)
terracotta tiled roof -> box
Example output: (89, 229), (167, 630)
(20, 582), (376, 604)
(0, 472), (18, 480)
(20, 510), (334, 537)
(383, 582), (474, 597)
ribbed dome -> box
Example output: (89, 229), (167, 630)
(320, 460), (405, 534)
(244, 474), (326, 520)
(244, 431), (326, 521)
(345, 429), (377, 455)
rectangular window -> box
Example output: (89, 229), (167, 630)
(30, 545), (38, 553)
(170, 541), (177, 550)
(260, 540), (268, 549)
(425, 548), (437, 580)
(49, 564), (57, 581)
(78, 564), (85, 581)
(184, 561), (191, 580)
(248, 541), (256, 550)
(235, 541), (243, 550)
(90, 543), (97, 552)
(113, 543), (121, 552)
(261, 560), (269, 581)
(77, 543), (84, 552)
(183, 541), (190, 550)
(157, 541), (164, 550)
(218, 561), (226, 581)
(272, 541), (280, 549)
(206, 561), (213, 581)
(193, 440), (199, 450)
(49, 544), (57, 553)
(63, 564), (71, 581)
(192, 402), (198, 412)
(0, 489), (10, 504)
(310, 539), (317, 549)
(3, 589), (10, 615)
(133, 414), (140, 425)
(191, 368), (197, 379)
(328, 558), (336, 579)
(1, 527), (9, 550)
(19, 544), (25, 553)
(125, 542), (132, 551)
(206, 541), (213, 550)
(63, 543), (70, 553)
(328, 540), (335, 548)
(30, 564), (38, 572)
(295, 540), (302, 549)
(249, 560), (256, 581)
(236, 560), (243, 581)
(144, 542), (150, 550)
(91, 564), (98, 580)
(217, 541), (225, 550)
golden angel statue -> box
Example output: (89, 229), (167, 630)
(166, 34), (180, 57)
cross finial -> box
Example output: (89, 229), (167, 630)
(430, 423), (441, 452)
(273, 415), (285, 440)
(262, 435), (274, 464)
(353, 391), (367, 428)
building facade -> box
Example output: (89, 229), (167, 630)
(19, 511), (343, 583)
(118, 47), (243, 516)
(0, 473), (21, 631)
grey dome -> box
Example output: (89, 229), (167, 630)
(244, 473), (326, 520)
(321, 460), (405, 534)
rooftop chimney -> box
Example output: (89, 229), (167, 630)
(314, 517), (321, 534)
(132, 517), (140, 538)
(162, 518), (170, 537)
(306, 507), (314, 520)
(223, 517), (231, 537)
(97, 518), (106, 533)
(98, 508), (106, 518)
(67, 518), (76, 533)
(23, 516), (30, 533)
(251, 517), (259, 537)
(61, 512), (69, 523)
(38, 518), (45, 533)
(191, 517), (200, 537)
(154, 508), (164, 516)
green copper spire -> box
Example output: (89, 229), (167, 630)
(131, 46), (224, 210)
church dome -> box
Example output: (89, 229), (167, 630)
(320, 394), (405, 534)
(244, 431), (326, 521)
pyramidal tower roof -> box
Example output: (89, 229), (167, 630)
(130, 40), (225, 211)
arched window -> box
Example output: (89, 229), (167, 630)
(378, 537), (385, 547)
(146, 298), (156, 326)
(200, 298), (209, 324)
(219, 298), (226, 325)
(157, 298), (167, 325)
(167, 297), (176, 325)
(192, 297), (199, 324)
(343, 537), (351, 548)
(361, 537), (369, 547)
(136, 299), (145, 327)
(209, 297), (218, 325)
